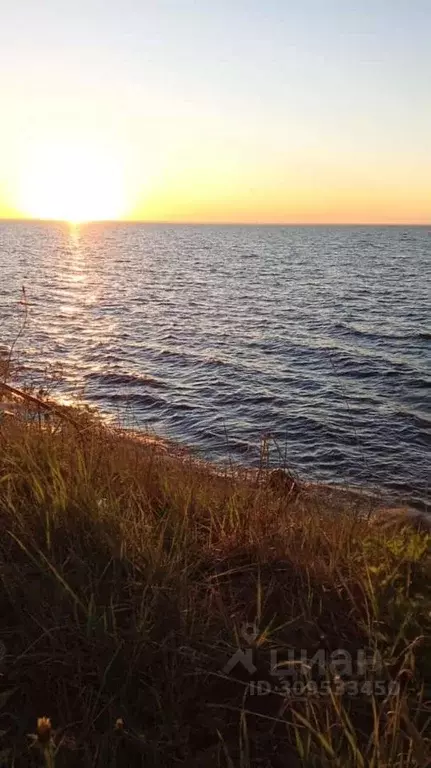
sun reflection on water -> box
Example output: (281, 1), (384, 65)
(67, 224), (87, 284)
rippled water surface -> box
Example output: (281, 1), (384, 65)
(1, 222), (430, 505)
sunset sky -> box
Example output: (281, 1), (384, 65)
(0, 0), (430, 224)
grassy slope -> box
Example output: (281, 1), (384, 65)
(0, 405), (430, 767)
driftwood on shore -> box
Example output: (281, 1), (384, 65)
(0, 380), (84, 429)
(0, 380), (57, 411)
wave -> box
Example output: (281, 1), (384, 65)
(396, 408), (431, 433)
(102, 391), (167, 409)
(333, 322), (431, 343)
(85, 371), (167, 390)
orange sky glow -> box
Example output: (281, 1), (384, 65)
(0, 2), (429, 225)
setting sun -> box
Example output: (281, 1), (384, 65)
(16, 143), (126, 222)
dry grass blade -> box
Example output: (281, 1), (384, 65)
(0, 403), (429, 767)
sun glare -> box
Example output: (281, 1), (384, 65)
(17, 143), (126, 222)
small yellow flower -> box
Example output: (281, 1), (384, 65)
(36, 717), (52, 744)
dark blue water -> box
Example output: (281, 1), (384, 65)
(0, 222), (430, 506)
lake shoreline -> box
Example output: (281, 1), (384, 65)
(1, 381), (428, 522)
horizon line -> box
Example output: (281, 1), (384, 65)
(0, 217), (430, 227)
